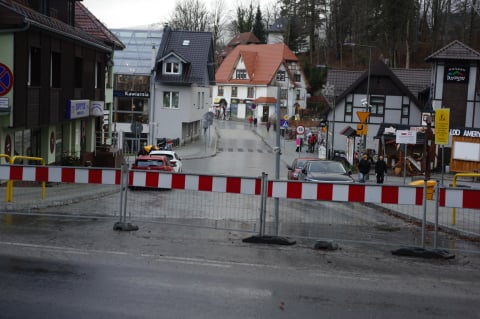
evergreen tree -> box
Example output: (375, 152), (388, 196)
(252, 6), (267, 43)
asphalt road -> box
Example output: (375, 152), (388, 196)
(1, 215), (480, 319)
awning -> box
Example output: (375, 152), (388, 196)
(339, 126), (357, 137)
(253, 97), (277, 104)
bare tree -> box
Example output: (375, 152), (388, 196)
(169, 0), (211, 31)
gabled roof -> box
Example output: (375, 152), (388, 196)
(0, 0), (111, 52)
(216, 43), (298, 85)
(227, 32), (261, 47)
(425, 40), (480, 62)
(268, 16), (288, 33)
(75, 1), (125, 50)
(155, 27), (215, 86)
(328, 60), (430, 108)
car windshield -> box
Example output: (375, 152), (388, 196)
(308, 161), (346, 174)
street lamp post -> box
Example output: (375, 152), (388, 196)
(344, 42), (374, 154)
(321, 82), (335, 158)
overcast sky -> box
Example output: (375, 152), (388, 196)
(82, 0), (276, 29)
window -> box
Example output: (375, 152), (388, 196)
(247, 87), (254, 98)
(74, 57), (83, 88)
(29, 47), (41, 86)
(164, 62), (180, 74)
(95, 62), (102, 89)
(276, 71), (286, 81)
(163, 91), (179, 108)
(236, 69), (247, 79)
(280, 89), (287, 99)
(402, 104), (409, 117)
(345, 102), (353, 114)
(50, 52), (61, 88)
(296, 89), (301, 100)
(218, 86), (224, 96)
(294, 73), (301, 82)
(115, 97), (149, 123)
(232, 86), (238, 97)
(370, 96), (385, 115)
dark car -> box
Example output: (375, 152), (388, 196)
(299, 160), (354, 183)
(286, 157), (321, 180)
(131, 155), (174, 172)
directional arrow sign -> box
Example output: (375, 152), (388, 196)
(356, 111), (370, 123)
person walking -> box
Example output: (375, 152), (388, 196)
(375, 155), (388, 184)
(248, 116), (253, 127)
(357, 154), (371, 183)
(266, 121), (271, 132)
(253, 117), (258, 128)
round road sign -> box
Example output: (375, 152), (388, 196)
(296, 125), (305, 135)
(0, 63), (13, 96)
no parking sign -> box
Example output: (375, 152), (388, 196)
(0, 63), (13, 96)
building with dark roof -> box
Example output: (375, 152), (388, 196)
(151, 26), (215, 144)
(0, 0), (123, 165)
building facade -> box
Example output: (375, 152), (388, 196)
(214, 43), (309, 123)
(0, 0), (121, 165)
(151, 27), (215, 145)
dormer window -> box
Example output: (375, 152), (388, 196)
(236, 69), (247, 79)
(164, 62), (180, 74)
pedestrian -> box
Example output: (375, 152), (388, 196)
(357, 154), (371, 183)
(308, 134), (315, 153)
(248, 116), (253, 127)
(295, 137), (301, 152)
(375, 155), (388, 184)
(253, 117), (257, 128)
(266, 121), (271, 132)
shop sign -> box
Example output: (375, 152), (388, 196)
(444, 66), (468, 83)
(90, 101), (104, 117)
(113, 90), (150, 98)
(450, 128), (480, 138)
(66, 99), (89, 119)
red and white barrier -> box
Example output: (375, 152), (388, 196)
(0, 165), (479, 209)
(0, 165), (121, 185)
(128, 171), (262, 195)
(269, 181), (424, 205)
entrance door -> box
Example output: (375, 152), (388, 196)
(262, 105), (269, 122)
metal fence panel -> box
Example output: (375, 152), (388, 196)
(125, 187), (262, 233)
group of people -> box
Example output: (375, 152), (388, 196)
(294, 133), (318, 153)
(357, 153), (387, 184)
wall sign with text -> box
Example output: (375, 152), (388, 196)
(444, 66), (469, 83)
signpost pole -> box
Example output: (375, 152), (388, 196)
(403, 144), (407, 184)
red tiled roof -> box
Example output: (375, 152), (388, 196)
(216, 43), (298, 85)
(227, 32), (261, 47)
(75, 1), (125, 49)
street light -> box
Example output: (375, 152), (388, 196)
(321, 82), (335, 159)
(344, 42), (374, 154)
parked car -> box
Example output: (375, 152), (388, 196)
(299, 160), (354, 183)
(286, 157), (321, 180)
(131, 155), (174, 172)
(149, 150), (183, 172)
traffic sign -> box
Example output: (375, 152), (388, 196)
(296, 125), (305, 135)
(280, 119), (289, 129)
(0, 63), (13, 96)
(356, 124), (368, 136)
(395, 130), (417, 144)
(356, 111), (370, 123)
(435, 108), (450, 145)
